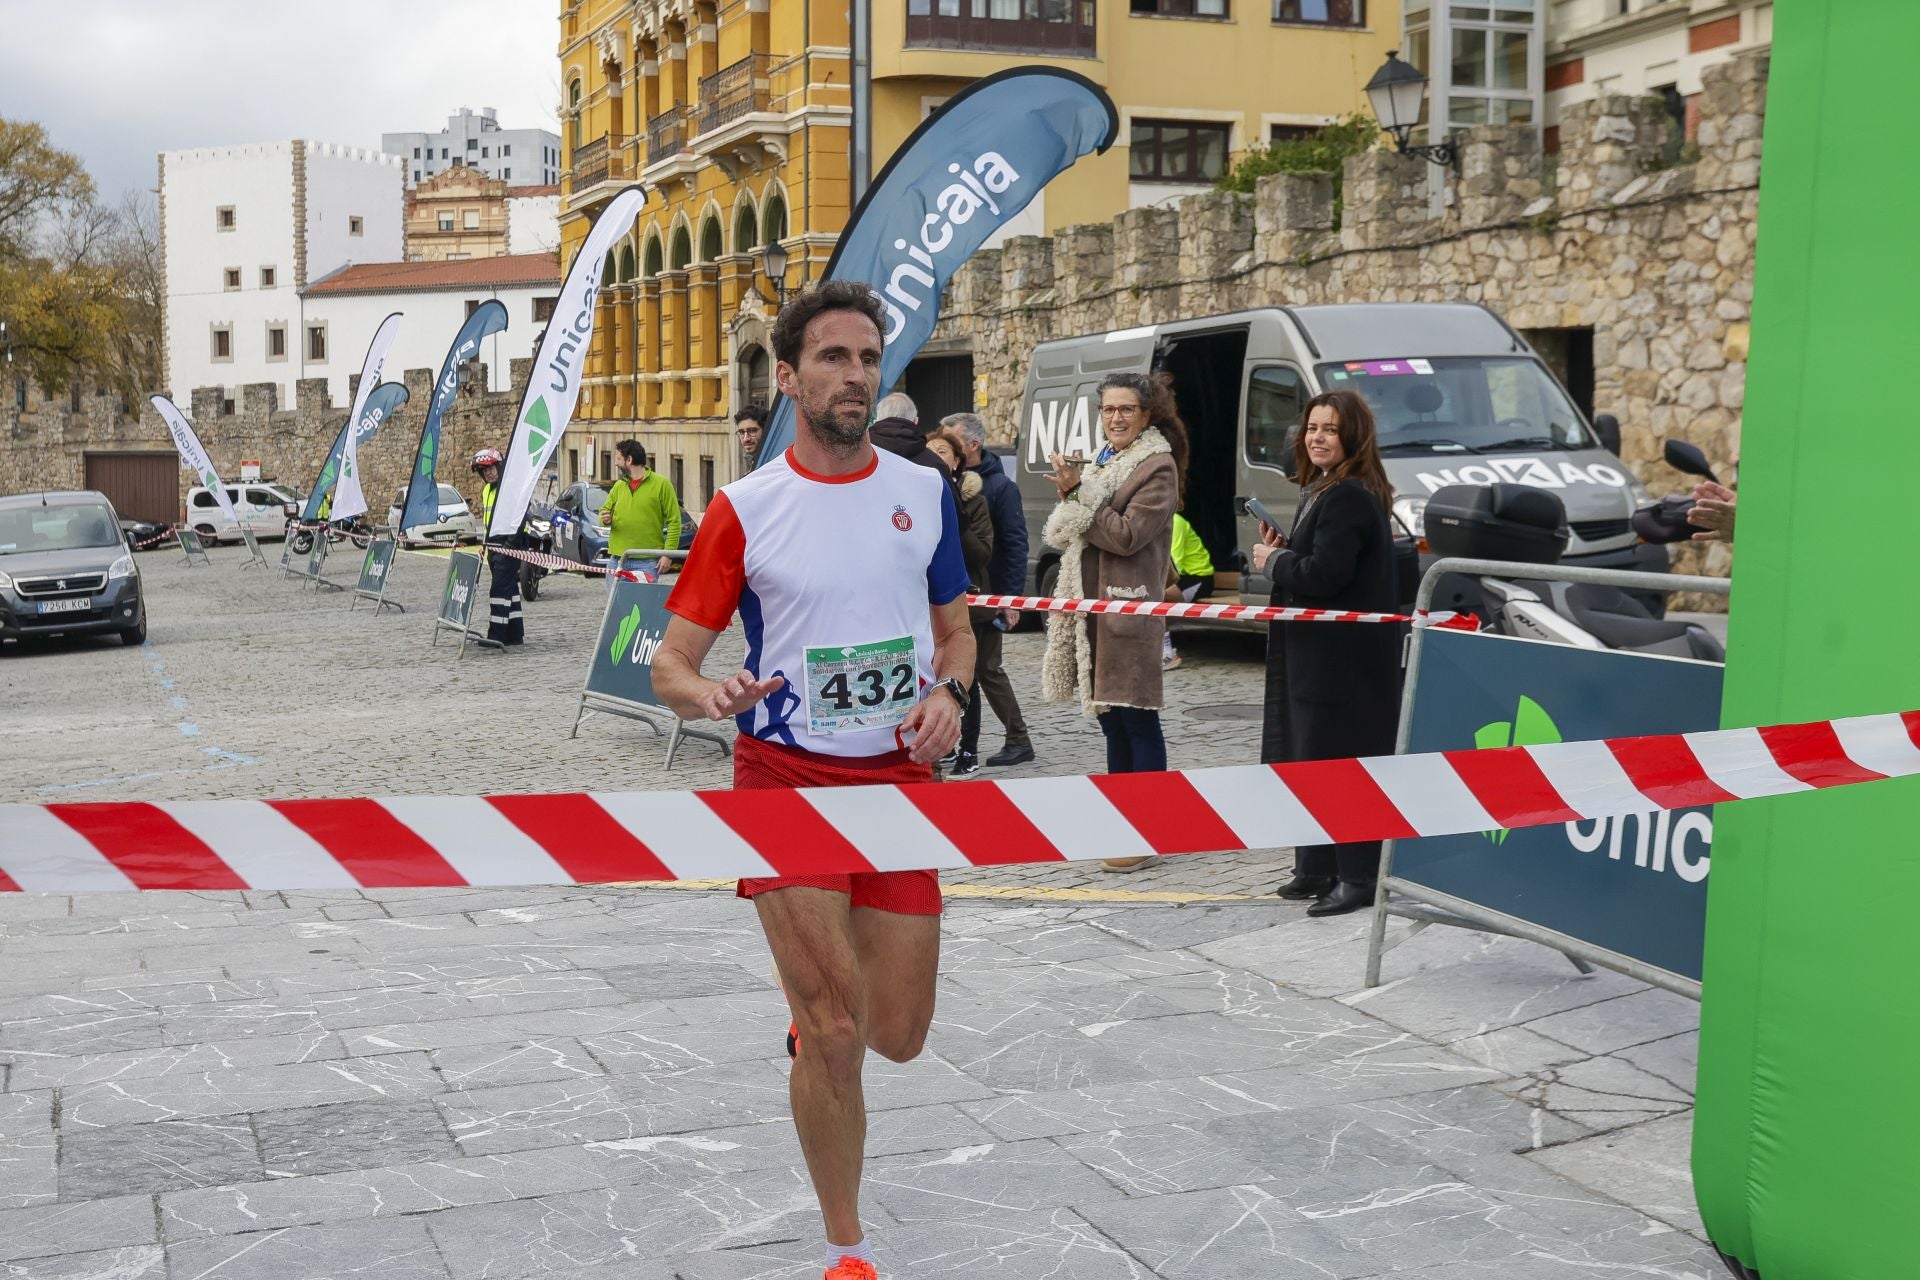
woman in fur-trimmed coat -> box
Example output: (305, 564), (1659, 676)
(1041, 372), (1187, 871)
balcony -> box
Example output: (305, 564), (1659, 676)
(905, 0), (1097, 57)
(699, 54), (774, 135)
(647, 106), (691, 163)
(570, 134), (627, 201)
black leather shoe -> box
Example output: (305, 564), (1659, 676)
(1307, 881), (1376, 917)
(1276, 874), (1335, 901)
(984, 743), (1035, 767)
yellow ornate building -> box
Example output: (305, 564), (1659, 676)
(559, 0), (850, 508)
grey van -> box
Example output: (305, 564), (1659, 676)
(1013, 303), (1663, 608)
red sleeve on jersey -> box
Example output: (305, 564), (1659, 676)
(666, 490), (745, 630)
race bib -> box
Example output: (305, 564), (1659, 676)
(803, 636), (918, 736)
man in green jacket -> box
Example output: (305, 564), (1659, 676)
(599, 439), (680, 579)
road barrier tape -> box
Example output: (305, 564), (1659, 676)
(971, 594), (1482, 630)
(482, 544), (649, 581)
(1, 710), (1913, 894)
(130, 528), (178, 550)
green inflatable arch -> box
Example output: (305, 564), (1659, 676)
(1694, 4), (1920, 1276)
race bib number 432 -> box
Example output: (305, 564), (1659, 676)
(804, 636), (917, 736)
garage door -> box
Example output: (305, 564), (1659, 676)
(84, 452), (179, 524)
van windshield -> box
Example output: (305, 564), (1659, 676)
(1317, 357), (1594, 454)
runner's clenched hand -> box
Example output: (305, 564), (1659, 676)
(901, 689), (963, 765)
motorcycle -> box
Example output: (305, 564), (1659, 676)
(1632, 439), (1725, 544)
(519, 512), (556, 602)
(287, 514), (375, 556)
(1426, 481), (1726, 662)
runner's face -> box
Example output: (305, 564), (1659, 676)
(779, 309), (882, 451)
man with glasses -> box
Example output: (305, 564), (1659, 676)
(734, 403), (768, 472)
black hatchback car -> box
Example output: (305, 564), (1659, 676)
(0, 491), (147, 646)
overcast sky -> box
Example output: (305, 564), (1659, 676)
(0, 1), (560, 204)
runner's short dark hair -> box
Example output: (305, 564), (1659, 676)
(733, 404), (769, 427)
(771, 280), (887, 370)
(616, 439), (647, 468)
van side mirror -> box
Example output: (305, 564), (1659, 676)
(1592, 413), (1622, 456)
(1662, 438), (1716, 482)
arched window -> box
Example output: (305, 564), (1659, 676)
(569, 80), (583, 150)
(604, 250), (618, 284)
(762, 192), (788, 245)
(617, 244), (636, 282)
(699, 215), (723, 263)
(643, 235), (663, 278)
(669, 225), (692, 270)
(733, 200), (758, 253)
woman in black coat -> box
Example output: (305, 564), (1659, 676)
(1252, 389), (1403, 918)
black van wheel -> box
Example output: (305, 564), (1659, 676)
(119, 613), (147, 646)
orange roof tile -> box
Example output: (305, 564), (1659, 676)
(302, 253), (561, 296)
(507, 184), (559, 197)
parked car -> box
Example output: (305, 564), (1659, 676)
(119, 517), (172, 550)
(185, 482), (299, 542)
(536, 481), (611, 568)
(385, 484), (479, 546)
(0, 491), (146, 646)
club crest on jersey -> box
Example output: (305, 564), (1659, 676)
(891, 505), (913, 532)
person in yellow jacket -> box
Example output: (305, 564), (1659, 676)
(471, 447), (523, 647)
(1163, 510), (1216, 671)
(598, 439), (680, 579)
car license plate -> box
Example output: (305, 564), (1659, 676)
(37, 598), (90, 614)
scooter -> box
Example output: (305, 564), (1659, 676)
(287, 515), (375, 556)
(1426, 482), (1726, 662)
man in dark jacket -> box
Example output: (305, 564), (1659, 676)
(945, 412), (1034, 766)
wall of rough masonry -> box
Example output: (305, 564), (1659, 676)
(934, 54), (1768, 590)
(0, 361), (533, 524)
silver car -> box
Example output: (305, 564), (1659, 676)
(387, 484), (479, 545)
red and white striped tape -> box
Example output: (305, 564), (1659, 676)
(1, 710), (1913, 894)
(971, 594), (1481, 630)
(132, 527), (179, 550)
(482, 545), (650, 582)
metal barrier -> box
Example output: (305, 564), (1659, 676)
(1364, 557), (1731, 1000)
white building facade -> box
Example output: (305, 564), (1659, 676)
(383, 108), (562, 189)
(1544, 1), (1772, 148)
(160, 141), (403, 409)
(505, 186), (562, 255)
(299, 256), (561, 403)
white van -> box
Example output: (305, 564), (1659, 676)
(1015, 303), (1663, 610)
(386, 485), (479, 546)
(185, 483), (300, 542)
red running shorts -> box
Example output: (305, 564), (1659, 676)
(732, 733), (943, 916)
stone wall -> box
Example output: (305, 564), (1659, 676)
(0, 362), (532, 522)
(934, 53), (1768, 590)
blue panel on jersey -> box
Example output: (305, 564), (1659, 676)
(927, 482), (969, 606)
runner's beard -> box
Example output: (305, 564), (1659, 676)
(799, 394), (871, 456)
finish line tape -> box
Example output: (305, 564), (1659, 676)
(1, 710), (1914, 894)
(971, 594), (1481, 630)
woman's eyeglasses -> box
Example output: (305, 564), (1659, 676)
(1099, 405), (1143, 420)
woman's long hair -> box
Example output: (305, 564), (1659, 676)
(1294, 389), (1392, 514)
(1095, 371), (1191, 508)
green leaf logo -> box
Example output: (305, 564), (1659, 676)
(1475, 695), (1562, 844)
(202, 470), (217, 491)
(610, 604), (642, 663)
(418, 434), (437, 477)
(523, 399), (552, 459)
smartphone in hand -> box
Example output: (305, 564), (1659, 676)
(1241, 494), (1282, 533)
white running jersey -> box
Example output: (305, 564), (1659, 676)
(667, 447), (968, 758)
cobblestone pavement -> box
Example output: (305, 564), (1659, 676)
(0, 546), (1716, 1278)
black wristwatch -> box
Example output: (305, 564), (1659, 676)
(928, 677), (968, 709)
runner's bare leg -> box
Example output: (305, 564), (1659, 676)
(851, 906), (940, 1063)
(755, 886), (873, 1247)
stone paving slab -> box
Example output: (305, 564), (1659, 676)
(0, 549), (1723, 1278)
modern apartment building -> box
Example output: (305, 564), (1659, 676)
(383, 107), (563, 189)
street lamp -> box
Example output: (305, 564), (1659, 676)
(762, 240), (791, 305)
(1365, 50), (1458, 171)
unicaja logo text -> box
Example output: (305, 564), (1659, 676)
(879, 152), (1021, 343)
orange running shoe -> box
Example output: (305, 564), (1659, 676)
(824, 1257), (877, 1280)
(786, 1022), (800, 1059)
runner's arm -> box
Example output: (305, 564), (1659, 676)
(898, 596), (975, 764)
(653, 614), (784, 722)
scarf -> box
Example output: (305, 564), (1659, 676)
(1039, 426), (1173, 716)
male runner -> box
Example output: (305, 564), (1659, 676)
(652, 280), (976, 1280)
